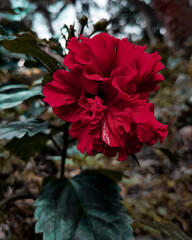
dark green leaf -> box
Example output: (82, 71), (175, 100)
(158, 148), (179, 164)
(24, 59), (42, 68)
(6, 134), (49, 161)
(141, 221), (192, 240)
(0, 25), (15, 40)
(83, 169), (126, 182)
(39, 40), (65, 69)
(0, 7), (17, 15)
(131, 154), (140, 167)
(35, 172), (134, 240)
(0, 84), (28, 93)
(0, 118), (49, 140)
(0, 32), (59, 72)
(0, 87), (43, 109)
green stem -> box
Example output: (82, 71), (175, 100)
(0, 192), (36, 207)
(88, 30), (96, 38)
(79, 25), (85, 36)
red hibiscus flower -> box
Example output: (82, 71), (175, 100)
(43, 33), (168, 161)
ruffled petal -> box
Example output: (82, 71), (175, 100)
(69, 121), (100, 155)
(112, 65), (137, 95)
(136, 121), (168, 145)
(113, 39), (135, 68)
(117, 136), (143, 161)
(135, 51), (165, 94)
(52, 103), (84, 122)
(43, 70), (80, 107)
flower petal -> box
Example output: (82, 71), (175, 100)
(43, 70), (80, 107)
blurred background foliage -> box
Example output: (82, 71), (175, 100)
(0, 0), (192, 239)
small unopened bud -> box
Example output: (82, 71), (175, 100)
(68, 24), (75, 40)
(79, 15), (88, 26)
(94, 19), (108, 32)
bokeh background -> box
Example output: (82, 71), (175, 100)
(0, 0), (192, 239)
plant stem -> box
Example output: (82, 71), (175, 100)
(79, 25), (85, 36)
(88, 30), (96, 38)
(60, 122), (70, 178)
(0, 192), (37, 207)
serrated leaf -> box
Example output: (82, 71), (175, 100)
(6, 134), (49, 162)
(0, 118), (49, 140)
(0, 32), (59, 72)
(0, 87), (43, 109)
(141, 221), (192, 240)
(34, 172), (134, 240)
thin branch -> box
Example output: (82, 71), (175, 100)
(54, 3), (68, 20)
(127, 0), (160, 45)
(79, 25), (85, 36)
(88, 30), (96, 38)
(48, 134), (62, 155)
(0, 192), (37, 207)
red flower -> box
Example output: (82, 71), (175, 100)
(43, 33), (168, 160)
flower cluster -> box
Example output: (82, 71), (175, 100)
(43, 33), (168, 160)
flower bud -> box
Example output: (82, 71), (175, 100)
(93, 19), (108, 32)
(79, 15), (88, 26)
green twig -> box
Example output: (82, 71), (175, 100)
(79, 24), (85, 36)
(0, 192), (37, 207)
(48, 134), (62, 155)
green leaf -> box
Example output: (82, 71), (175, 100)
(39, 39), (65, 69)
(0, 32), (60, 72)
(131, 154), (140, 167)
(0, 25), (15, 40)
(0, 87), (43, 109)
(6, 134), (49, 162)
(158, 148), (179, 164)
(34, 172), (134, 240)
(0, 118), (49, 140)
(141, 221), (192, 240)
(83, 169), (126, 182)
(0, 84), (28, 92)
